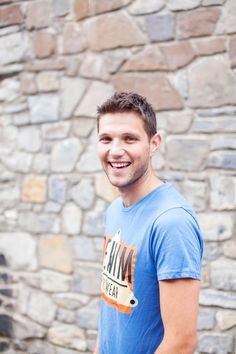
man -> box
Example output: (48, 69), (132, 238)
(94, 92), (203, 354)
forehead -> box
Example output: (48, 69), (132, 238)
(98, 112), (146, 134)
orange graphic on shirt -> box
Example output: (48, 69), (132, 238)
(101, 229), (138, 314)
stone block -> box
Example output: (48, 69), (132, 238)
(210, 135), (236, 150)
(72, 236), (97, 261)
(198, 212), (234, 241)
(73, 263), (101, 295)
(95, 173), (119, 202)
(73, 0), (90, 20)
(52, 0), (69, 17)
(48, 175), (67, 204)
(167, 0), (201, 10)
(82, 200), (106, 237)
(42, 121), (70, 140)
(122, 45), (167, 72)
(33, 31), (56, 59)
(104, 48), (131, 74)
(224, 241), (236, 259)
(198, 333), (234, 354)
(27, 289), (57, 326)
(188, 57), (236, 108)
(166, 135), (208, 171)
(192, 117), (236, 133)
(40, 269), (71, 292)
(51, 138), (82, 173)
(0, 5), (23, 27)
(160, 41), (196, 70)
(146, 13), (175, 42)
(32, 154), (50, 174)
(211, 258), (236, 291)
(113, 73), (183, 111)
(0, 233), (37, 270)
(26, 1), (51, 29)
(57, 308), (76, 324)
(1, 152), (32, 173)
(216, 310), (236, 330)
(28, 94), (59, 124)
(208, 151), (236, 170)
(72, 118), (94, 138)
(22, 175), (47, 203)
(18, 126), (41, 153)
(84, 12), (146, 51)
(36, 71), (59, 92)
(53, 292), (89, 310)
(229, 35), (236, 68)
(19, 212), (60, 234)
(20, 73), (37, 94)
(157, 110), (193, 133)
(77, 298), (100, 329)
(71, 179), (95, 209)
(204, 242), (223, 261)
(48, 323), (86, 351)
(181, 180), (206, 212)
(27, 339), (56, 354)
(26, 58), (66, 72)
(197, 309), (215, 330)
(80, 53), (109, 81)
(216, 0), (236, 34)
(202, 0), (224, 4)
(60, 77), (88, 119)
(12, 314), (46, 340)
(39, 234), (73, 274)
(192, 37), (225, 56)
(75, 81), (114, 117)
(0, 125), (17, 155)
(0, 314), (12, 337)
(0, 32), (26, 66)
(210, 175), (236, 210)
(200, 289), (236, 309)
(62, 203), (82, 235)
(62, 23), (87, 54)
(94, 0), (132, 15)
(177, 7), (221, 39)
(128, 0), (164, 15)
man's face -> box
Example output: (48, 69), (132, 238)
(98, 112), (158, 191)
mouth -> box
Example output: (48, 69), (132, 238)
(108, 161), (131, 169)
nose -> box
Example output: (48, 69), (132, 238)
(109, 140), (124, 158)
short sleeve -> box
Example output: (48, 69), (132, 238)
(150, 207), (203, 281)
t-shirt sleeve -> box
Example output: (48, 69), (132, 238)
(150, 207), (203, 281)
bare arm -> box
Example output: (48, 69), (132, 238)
(155, 279), (200, 354)
(93, 337), (99, 354)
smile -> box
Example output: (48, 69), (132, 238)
(109, 162), (131, 169)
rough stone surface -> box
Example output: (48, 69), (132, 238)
(62, 203), (82, 235)
(211, 258), (236, 291)
(33, 32), (55, 59)
(193, 37), (225, 56)
(62, 23), (87, 54)
(198, 333), (234, 354)
(146, 14), (176, 42)
(42, 122), (70, 140)
(37, 71), (59, 92)
(0, 33), (26, 67)
(198, 213), (234, 241)
(77, 298), (100, 329)
(224, 241), (236, 259)
(200, 289), (236, 309)
(0, 5), (23, 27)
(22, 175), (47, 203)
(167, 0), (201, 10)
(48, 323), (86, 351)
(71, 179), (95, 210)
(52, 0), (69, 16)
(197, 310), (215, 330)
(18, 126), (41, 153)
(84, 12), (146, 51)
(51, 138), (82, 173)
(26, 1), (51, 30)
(216, 0), (236, 34)
(40, 269), (71, 292)
(210, 175), (236, 210)
(27, 289), (57, 326)
(160, 41), (196, 70)
(208, 151), (236, 170)
(28, 95), (59, 124)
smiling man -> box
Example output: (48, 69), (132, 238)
(94, 92), (203, 354)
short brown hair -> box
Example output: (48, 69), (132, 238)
(97, 92), (157, 139)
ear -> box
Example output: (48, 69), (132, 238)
(150, 133), (162, 156)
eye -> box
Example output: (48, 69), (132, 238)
(99, 136), (111, 143)
(124, 135), (137, 143)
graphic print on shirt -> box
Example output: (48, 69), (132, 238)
(101, 229), (138, 314)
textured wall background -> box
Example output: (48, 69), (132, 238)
(0, 0), (236, 353)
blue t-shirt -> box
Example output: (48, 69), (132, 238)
(99, 182), (203, 354)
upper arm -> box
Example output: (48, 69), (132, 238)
(159, 278), (200, 341)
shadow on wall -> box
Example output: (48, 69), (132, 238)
(0, 254), (13, 351)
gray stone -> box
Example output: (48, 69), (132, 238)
(28, 95), (59, 124)
(208, 151), (236, 170)
(72, 236), (97, 261)
(57, 308), (76, 324)
(19, 212), (60, 234)
(76, 142), (102, 173)
(1, 152), (32, 173)
(146, 14), (175, 42)
(40, 269), (71, 292)
(27, 340), (56, 354)
(204, 242), (223, 261)
(83, 200), (106, 236)
(216, 310), (236, 330)
(104, 48), (131, 74)
(51, 138), (82, 172)
(48, 175), (67, 204)
(32, 154), (50, 173)
(42, 121), (70, 140)
(48, 323), (87, 351)
(13, 112), (30, 126)
(0, 33), (26, 66)
(200, 289), (236, 309)
(13, 314), (46, 340)
(198, 213), (234, 241)
(197, 310), (215, 330)
(202, 0), (225, 4)
(0, 163), (14, 183)
(180, 180), (207, 212)
(157, 110), (193, 133)
(4, 100), (27, 114)
(72, 118), (95, 138)
(71, 179), (95, 209)
(44, 201), (62, 213)
(128, 0), (164, 15)
(52, 0), (70, 16)
(166, 135), (209, 171)
(192, 117), (236, 133)
(27, 289), (57, 326)
(18, 126), (41, 152)
(75, 81), (114, 117)
(0, 78), (20, 102)
(210, 135), (236, 150)
(167, 0), (201, 10)
(188, 57), (236, 108)
(73, 263), (101, 295)
(77, 298), (100, 329)
(80, 53), (109, 81)
(60, 77), (88, 119)
(216, 0), (236, 34)
(211, 258), (236, 291)
(0, 183), (20, 209)
(0, 233), (37, 270)
(62, 203), (82, 235)
(210, 175), (236, 210)
(224, 241), (236, 259)
(198, 333), (234, 354)
(53, 293), (90, 310)
(55, 348), (78, 354)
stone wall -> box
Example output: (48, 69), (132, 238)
(0, 0), (236, 353)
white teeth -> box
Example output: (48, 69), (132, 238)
(110, 162), (130, 168)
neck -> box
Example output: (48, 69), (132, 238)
(119, 171), (163, 208)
